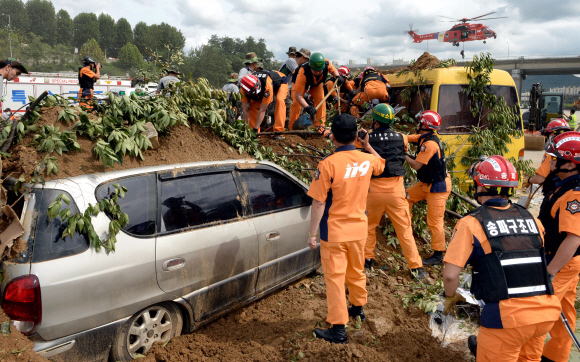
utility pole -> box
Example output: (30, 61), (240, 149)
(1, 14), (12, 58)
(506, 41), (509, 59)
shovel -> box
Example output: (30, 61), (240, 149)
(293, 82), (340, 130)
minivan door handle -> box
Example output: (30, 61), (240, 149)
(162, 258), (186, 271)
(266, 231), (280, 241)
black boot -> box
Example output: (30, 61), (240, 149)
(468, 335), (477, 357)
(314, 324), (348, 344)
(348, 305), (366, 322)
(422, 251), (444, 265)
(540, 356), (556, 362)
(364, 258), (374, 269)
(411, 268), (428, 280)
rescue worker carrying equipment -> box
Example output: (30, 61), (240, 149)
(443, 155), (561, 362)
(307, 114), (386, 344)
(78, 56), (101, 100)
(324, 65), (356, 114)
(350, 66), (389, 118)
(532, 132), (580, 362)
(528, 119), (571, 194)
(405, 111), (451, 265)
(240, 70), (289, 135)
(290, 52), (344, 130)
(363, 104), (426, 279)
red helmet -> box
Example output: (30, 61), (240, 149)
(338, 66), (350, 78)
(240, 74), (261, 95)
(469, 155), (519, 188)
(542, 118), (570, 136)
(416, 110), (442, 130)
(545, 131), (580, 165)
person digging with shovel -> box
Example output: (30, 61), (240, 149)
(443, 155), (560, 362)
(290, 52), (344, 133)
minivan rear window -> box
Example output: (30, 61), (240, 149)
(31, 189), (89, 263)
(96, 174), (157, 236)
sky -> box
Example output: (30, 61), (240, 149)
(51, 0), (580, 66)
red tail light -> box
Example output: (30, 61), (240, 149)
(3, 275), (41, 335)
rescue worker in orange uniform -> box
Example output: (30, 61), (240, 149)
(405, 111), (451, 265)
(324, 66), (356, 114)
(240, 71), (289, 139)
(290, 52), (344, 130)
(533, 132), (580, 362)
(442, 155), (560, 361)
(350, 67), (389, 118)
(363, 103), (427, 279)
(288, 48), (311, 129)
(528, 119), (570, 195)
(78, 56), (101, 101)
(307, 114), (385, 344)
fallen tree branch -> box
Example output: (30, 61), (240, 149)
(1, 91), (49, 153)
(445, 209), (463, 219)
(259, 131), (322, 136)
(280, 153), (322, 159)
(450, 190), (478, 208)
(298, 143), (327, 156)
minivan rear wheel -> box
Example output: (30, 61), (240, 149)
(110, 302), (183, 361)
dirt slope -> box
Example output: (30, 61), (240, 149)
(0, 309), (46, 362)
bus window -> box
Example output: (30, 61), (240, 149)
(390, 86), (432, 117)
(437, 84), (520, 134)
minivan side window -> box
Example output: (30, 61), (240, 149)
(238, 170), (310, 215)
(96, 174), (157, 236)
(159, 172), (242, 233)
(32, 189), (90, 263)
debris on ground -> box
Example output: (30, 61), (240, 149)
(382, 52), (443, 74)
(0, 309), (46, 362)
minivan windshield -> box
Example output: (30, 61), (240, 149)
(437, 85), (520, 134)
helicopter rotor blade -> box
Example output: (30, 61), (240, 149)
(473, 17), (508, 21)
(438, 15), (460, 21)
(469, 11), (497, 20)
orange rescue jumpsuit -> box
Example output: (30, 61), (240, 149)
(289, 60), (337, 130)
(534, 182), (580, 362)
(444, 205), (561, 362)
(307, 145), (385, 325)
(535, 153), (551, 179)
(350, 76), (389, 117)
(78, 67), (96, 108)
(365, 132), (422, 269)
(406, 134), (451, 252)
(241, 70), (289, 132)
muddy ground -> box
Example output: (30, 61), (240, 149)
(0, 309), (46, 362)
(143, 218), (470, 362)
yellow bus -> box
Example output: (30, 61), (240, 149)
(385, 67), (525, 184)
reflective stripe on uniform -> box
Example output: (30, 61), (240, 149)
(500, 257), (542, 266)
(508, 285), (546, 295)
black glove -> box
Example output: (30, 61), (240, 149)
(336, 75), (345, 87)
(305, 106), (317, 118)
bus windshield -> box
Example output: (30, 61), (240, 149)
(437, 84), (520, 134)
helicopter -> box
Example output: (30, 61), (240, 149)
(407, 12), (506, 47)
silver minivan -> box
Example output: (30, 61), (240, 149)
(1, 160), (319, 361)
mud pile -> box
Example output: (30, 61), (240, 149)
(3, 107), (333, 181)
(382, 52), (441, 75)
(143, 220), (469, 362)
(0, 309), (46, 362)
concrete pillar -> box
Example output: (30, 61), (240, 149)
(510, 69), (526, 102)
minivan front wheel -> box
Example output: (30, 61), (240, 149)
(111, 302), (183, 361)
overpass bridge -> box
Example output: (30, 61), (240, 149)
(371, 56), (580, 98)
